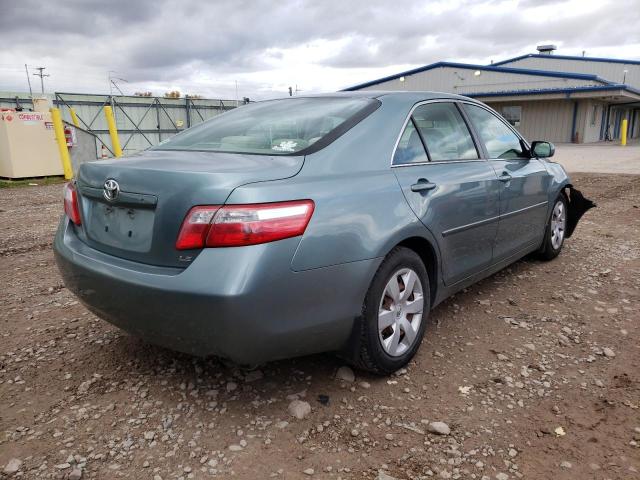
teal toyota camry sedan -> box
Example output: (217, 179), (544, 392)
(54, 92), (594, 373)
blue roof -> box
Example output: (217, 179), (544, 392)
(341, 61), (611, 91)
(492, 53), (640, 67)
(468, 84), (640, 99)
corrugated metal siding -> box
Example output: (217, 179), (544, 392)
(358, 66), (604, 94)
(486, 100), (575, 143)
(496, 57), (640, 90)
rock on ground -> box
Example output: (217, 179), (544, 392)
(288, 399), (311, 419)
(3, 458), (22, 475)
(69, 468), (83, 480)
(427, 421), (451, 435)
(335, 366), (355, 382)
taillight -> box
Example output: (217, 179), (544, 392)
(175, 206), (221, 250)
(176, 200), (314, 250)
(63, 182), (82, 225)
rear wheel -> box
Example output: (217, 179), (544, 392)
(537, 195), (567, 260)
(349, 247), (430, 374)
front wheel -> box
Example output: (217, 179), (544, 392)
(348, 247), (430, 374)
(536, 195), (568, 260)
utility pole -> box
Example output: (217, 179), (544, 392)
(33, 66), (49, 94)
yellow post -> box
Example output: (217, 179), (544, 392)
(103, 105), (123, 157)
(69, 108), (80, 127)
(620, 118), (628, 146)
(50, 108), (74, 180)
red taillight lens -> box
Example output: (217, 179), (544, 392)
(63, 182), (82, 225)
(175, 206), (221, 250)
(207, 200), (315, 247)
(175, 200), (314, 250)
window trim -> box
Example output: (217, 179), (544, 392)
(459, 101), (531, 160)
(390, 99), (485, 168)
(411, 117), (432, 162)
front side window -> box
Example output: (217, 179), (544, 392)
(464, 104), (528, 159)
(412, 103), (478, 161)
(392, 119), (429, 165)
(153, 97), (378, 155)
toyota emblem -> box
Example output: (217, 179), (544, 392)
(103, 179), (120, 201)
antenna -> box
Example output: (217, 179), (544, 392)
(108, 71), (128, 96)
(24, 64), (33, 97)
(33, 66), (49, 94)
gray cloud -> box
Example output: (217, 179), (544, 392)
(1, 0), (638, 99)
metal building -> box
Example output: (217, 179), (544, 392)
(343, 47), (640, 144)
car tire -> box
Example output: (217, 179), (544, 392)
(349, 247), (430, 374)
(536, 194), (568, 261)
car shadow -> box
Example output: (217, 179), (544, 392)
(92, 252), (555, 417)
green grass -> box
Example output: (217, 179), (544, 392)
(0, 176), (66, 188)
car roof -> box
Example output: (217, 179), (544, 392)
(295, 90), (479, 105)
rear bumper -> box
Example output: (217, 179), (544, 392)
(54, 218), (381, 364)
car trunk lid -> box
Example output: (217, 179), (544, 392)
(74, 150), (304, 267)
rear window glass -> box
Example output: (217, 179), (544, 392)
(153, 97), (378, 155)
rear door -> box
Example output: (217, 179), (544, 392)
(392, 101), (501, 285)
(462, 103), (552, 261)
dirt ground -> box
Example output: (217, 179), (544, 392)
(1, 173), (639, 480)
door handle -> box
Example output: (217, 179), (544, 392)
(411, 178), (437, 192)
(498, 172), (512, 183)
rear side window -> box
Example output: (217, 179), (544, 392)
(412, 103), (478, 161)
(464, 104), (528, 159)
(393, 119), (429, 165)
(153, 97), (379, 155)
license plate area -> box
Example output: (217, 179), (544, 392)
(86, 201), (155, 252)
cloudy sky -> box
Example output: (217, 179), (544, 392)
(1, 0), (639, 100)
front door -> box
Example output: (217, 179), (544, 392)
(392, 101), (500, 285)
(462, 103), (552, 261)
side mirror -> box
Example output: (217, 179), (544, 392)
(531, 141), (555, 158)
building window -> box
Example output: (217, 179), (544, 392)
(590, 105), (598, 126)
(501, 106), (521, 127)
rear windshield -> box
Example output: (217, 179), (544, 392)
(153, 97), (378, 155)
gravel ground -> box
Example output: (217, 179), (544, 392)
(1, 173), (639, 480)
